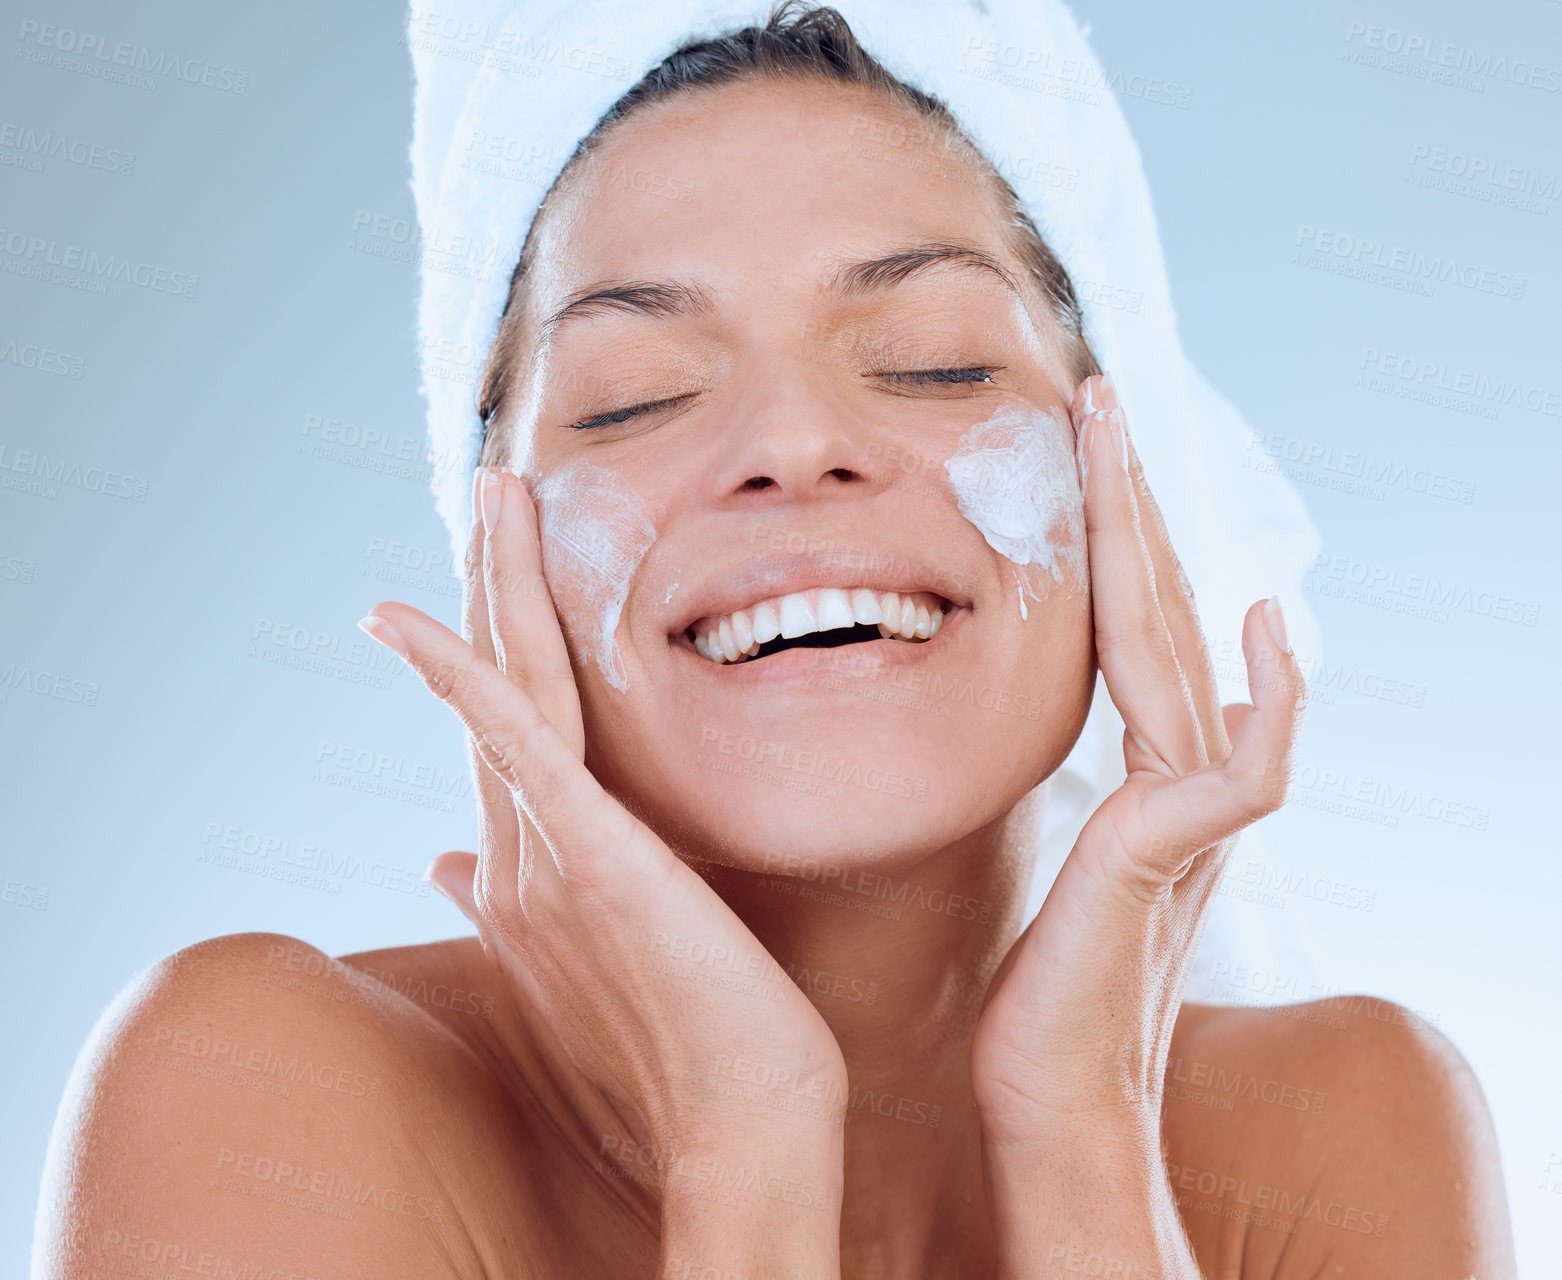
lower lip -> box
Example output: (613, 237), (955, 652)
(671, 607), (968, 686)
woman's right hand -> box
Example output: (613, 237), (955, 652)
(358, 467), (845, 1276)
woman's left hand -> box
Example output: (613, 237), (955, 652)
(968, 373), (1306, 1275)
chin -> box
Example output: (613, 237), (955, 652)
(580, 639), (1094, 877)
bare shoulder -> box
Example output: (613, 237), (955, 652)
(1163, 997), (1516, 1279)
(33, 931), (547, 1280)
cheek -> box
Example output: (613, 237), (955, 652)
(533, 462), (658, 693)
(942, 403), (1087, 618)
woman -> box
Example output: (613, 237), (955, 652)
(35, 4), (1513, 1277)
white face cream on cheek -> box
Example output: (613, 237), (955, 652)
(533, 462), (659, 693)
(943, 403), (1086, 618)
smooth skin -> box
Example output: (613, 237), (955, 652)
(34, 81), (1513, 1279)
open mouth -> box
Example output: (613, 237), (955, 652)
(688, 587), (949, 666)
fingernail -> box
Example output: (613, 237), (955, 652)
(502, 465), (536, 516)
(1078, 373), (1115, 418)
(1076, 380), (1096, 419)
(480, 467), (505, 535)
(1081, 374), (1129, 472)
(1076, 412), (1094, 491)
(357, 613), (410, 660)
(470, 467), (484, 526)
(1263, 595), (1292, 655)
(1103, 376), (1134, 473)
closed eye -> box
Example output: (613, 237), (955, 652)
(870, 366), (1006, 389)
(561, 393), (698, 431)
(559, 366), (1006, 430)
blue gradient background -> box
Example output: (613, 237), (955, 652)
(1, 0), (1557, 1273)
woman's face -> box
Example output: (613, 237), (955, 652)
(503, 80), (1094, 872)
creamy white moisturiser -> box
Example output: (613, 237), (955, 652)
(533, 462), (658, 693)
(943, 404), (1086, 618)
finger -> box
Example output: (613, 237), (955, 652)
(1074, 377), (1205, 776)
(480, 467), (584, 757)
(1137, 597), (1306, 862)
(1119, 426), (1229, 762)
(427, 849), (480, 919)
(426, 849), (516, 974)
(463, 472), (522, 864)
(1221, 703), (1253, 743)
(358, 600), (652, 892)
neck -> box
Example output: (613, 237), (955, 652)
(701, 784), (1048, 1278)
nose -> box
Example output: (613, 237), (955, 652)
(701, 353), (886, 508)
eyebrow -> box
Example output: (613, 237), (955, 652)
(537, 240), (1023, 342)
(822, 240), (1023, 302)
(537, 280), (716, 344)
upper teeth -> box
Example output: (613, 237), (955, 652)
(691, 588), (946, 664)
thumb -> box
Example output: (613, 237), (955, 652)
(426, 850), (480, 921)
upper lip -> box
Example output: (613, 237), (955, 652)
(669, 546), (977, 637)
